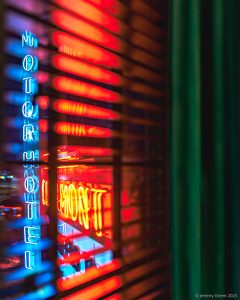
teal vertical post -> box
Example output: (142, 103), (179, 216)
(170, 1), (201, 299)
(209, 0), (225, 292)
(225, 0), (240, 293)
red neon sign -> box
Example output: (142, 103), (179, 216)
(42, 180), (108, 237)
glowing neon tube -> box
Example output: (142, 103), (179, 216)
(52, 76), (120, 103)
(52, 31), (120, 68)
(52, 54), (121, 86)
(53, 99), (120, 120)
(51, 9), (120, 52)
(53, 0), (122, 35)
(54, 121), (113, 138)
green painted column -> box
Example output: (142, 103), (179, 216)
(225, 0), (240, 293)
(169, 0), (238, 298)
(170, 1), (201, 299)
(211, 0), (225, 292)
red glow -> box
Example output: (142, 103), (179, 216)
(53, 0), (163, 58)
(59, 182), (105, 237)
(105, 295), (121, 300)
(58, 145), (114, 157)
(58, 232), (85, 244)
(42, 179), (111, 237)
(37, 96), (49, 110)
(52, 54), (121, 86)
(62, 276), (121, 299)
(51, 32), (161, 85)
(121, 207), (140, 224)
(58, 259), (120, 291)
(87, 0), (125, 16)
(59, 247), (108, 265)
(52, 31), (120, 68)
(53, 99), (119, 120)
(51, 10), (120, 52)
(54, 121), (113, 138)
(53, 0), (122, 35)
(52, 76), (120, 103)
(36, 71), (49, 84)
(39, 119), (48, 133)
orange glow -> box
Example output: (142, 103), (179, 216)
(58, 259), (120, 291)
(54, 0), (161, 57)
(51, 9), (161, 69)
(41, 179), (48, 206)
(59, 246), (108, 265)
(105, 295), (121, 300)
(53, 0), (122, 35)
(54, 121), (113, 138)
(51, 10), (120, 52)
(58, 232), (85, 244)
(39, 119), (48, 133)
(52, 54), (121, 86)
(52, 31), (120, 68)
(62, 276), (121, 299)
(42, 180), (110, 237)
(121, 207), (140, 224)
(57, 146), (115, 157)
(53, 99), (120, 120)
(52, 32), (161, 85)
(52, 76), (120, 103)
(87, 0), (125, 16)
(37, 96), (49, 110)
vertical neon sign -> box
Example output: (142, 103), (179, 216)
(22, 31), (41, 270)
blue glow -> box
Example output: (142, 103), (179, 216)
(35, 272), (55, 287)
(23, 76), (38, 94)
(16, 284), (56, 300)
(4, 242), (26, 256)
(23, 54), (38, 72)
(5, 12), (37, 35)
(95, 250), (112, 266)
(24, 175), (39, 193)
(5, 64), (29, 81)
(5, 143), (23, 154)
(22, 30), (38, 48)
(23, 124), (39, 142)
(5, 261), (54, 282)
(22, 101), (39, 119)
(7, 216), (48, 229)
(4, 92), (25, 105)
(5, 38), (25, 57)
(59, 221), (112, 276)
(5, 239), (53, 256)
(25, 250), (37, 269)
(24, 225), (40, 244)
(23, 150), (39, 161)
(5, 117), (23, 128)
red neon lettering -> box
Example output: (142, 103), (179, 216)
(42, 180), (106, 236)
(41, 179), (49, 206)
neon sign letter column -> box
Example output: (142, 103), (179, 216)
(22, 31), (41, 270)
